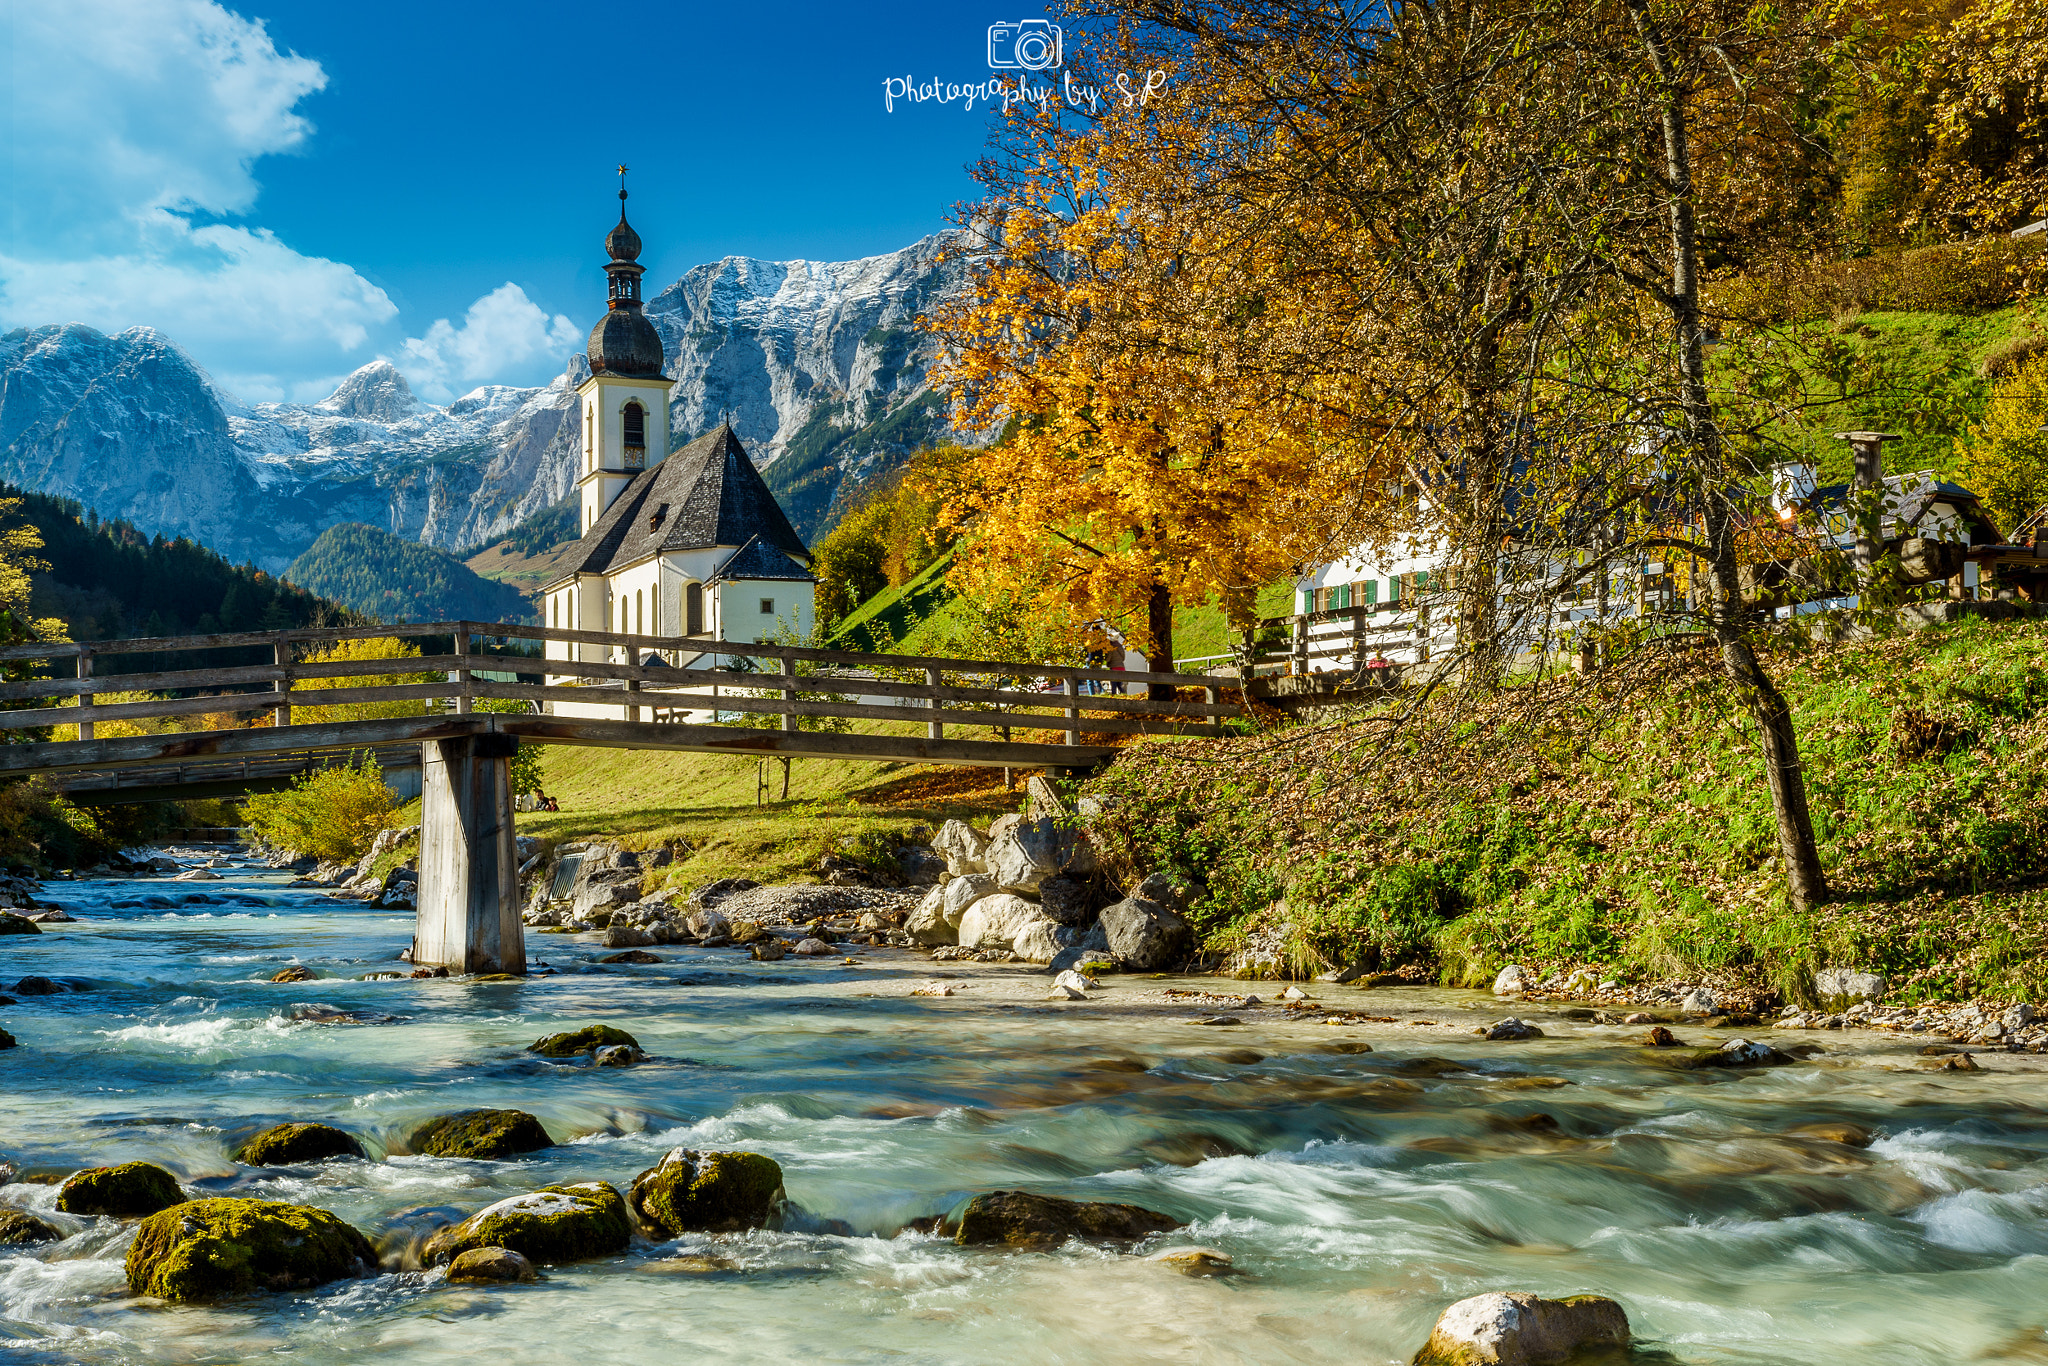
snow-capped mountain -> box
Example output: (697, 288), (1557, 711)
(0, 231), (975, 572)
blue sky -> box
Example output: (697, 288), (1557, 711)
(0, 1), (1059, 403)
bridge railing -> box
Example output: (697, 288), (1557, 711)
(0, 620), (1245, 747)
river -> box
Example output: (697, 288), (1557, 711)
(2, 851), (2046, 1365)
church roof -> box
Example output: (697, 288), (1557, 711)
(709, 534), (817, 584)
(545, 423), (810, 586)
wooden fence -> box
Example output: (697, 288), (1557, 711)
(0, 620), (1246, 776)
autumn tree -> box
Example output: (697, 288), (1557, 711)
(1957, 353), (2048, 532)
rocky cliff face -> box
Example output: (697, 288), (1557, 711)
(0, 231), (975, 572)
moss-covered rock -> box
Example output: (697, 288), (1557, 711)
(528, 1025), (641, 1057)
(125, 1197), (378, 1302)
(0, 913), (40, 936)
(421, 1182), (630, 1265)
(954, 1190), (1182, 1247)
(628, 1147), (784, 1236)
(234, 1122), (366, 1166)
(410, 1109), (554, 1159)
(55, 1162), (186, 1217)
(0, 1208), (62, 1244)
(446, 1245), (538, 1282)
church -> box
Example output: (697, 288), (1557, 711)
(540, 185), (815, 706)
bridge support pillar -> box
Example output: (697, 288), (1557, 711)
(413, 733), (524, 975)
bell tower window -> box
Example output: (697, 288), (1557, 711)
(622, 401), (647, 470)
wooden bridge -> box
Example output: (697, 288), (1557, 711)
(0, 621), (1240, 976)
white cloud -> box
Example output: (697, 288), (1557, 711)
(396, 284), (583, 402)
(0, 0), (395, 391)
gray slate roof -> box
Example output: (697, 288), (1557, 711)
(710, 534), (817, 584)
(546, 423), (810, 586)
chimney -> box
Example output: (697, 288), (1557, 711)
(1770, 462), (1816, 517)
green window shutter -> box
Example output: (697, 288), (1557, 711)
(1333, 584), (1350, 609)
(1363, 579), (1378, 604)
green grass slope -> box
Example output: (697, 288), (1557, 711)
(1086, 616), (2048, 1004)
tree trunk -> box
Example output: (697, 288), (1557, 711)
(1633, 2), (1828, 911)
(1145, 579), (1176, 701)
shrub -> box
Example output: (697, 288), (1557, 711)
(1289, 854), (1457, 971)
(1723, 234), (2048, 323)
(242, 753), (396, 863)
(290, 637), (434, 724)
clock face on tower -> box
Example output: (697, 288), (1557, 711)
(625, 449), (646, 471)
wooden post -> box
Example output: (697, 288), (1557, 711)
(1064, 676), (1079, 746)
(1292, 614), (1309, 675)
(452, 629), (472, 715)
(780, 657), (796, 733)
(272, 641), (291, 728)
(1350, 608), (1366, 682)
(1205, 684), (1220, 737)
(625, 675), (640, 724)
(780, 755), (791, 801)
(413, 731), (523, 975)
(1836, 431), (1897, 599)
(76, 649), (93, 742)
(926, 665), (943, 741)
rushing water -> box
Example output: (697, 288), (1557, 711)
(4, 852), (2048, 1365)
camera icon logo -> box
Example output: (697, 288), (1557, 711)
(987, 19), (1063, 72)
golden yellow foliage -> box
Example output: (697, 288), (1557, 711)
(290, 637), (435, 724)
(1956, 354), (2048, 533)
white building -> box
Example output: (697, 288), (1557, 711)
(540, 192), (814, 718)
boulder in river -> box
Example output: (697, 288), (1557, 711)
(1678, 986), (1719, 1014)
(0, 913), (41, 936)
(629, 1148), (785, 1236)
(932, 819), (989, 876)
(954, 1190), (1182, 1247)
(13, 976), (62, 995)
(423, 1182), (631, 1265)
(905, 884), (955, 946)
(0, 1026), (14, 1050)
(0, 1208), (61, 1244)
(1097, 895), (1191, 971)
(1035, 872), (1095, 925)
(528, 1025), (641, 1058)
(1492, 964), (1529, 996)
(410, 1109), (554, 1159)
(271, 966), (316, 983)
(446, 1245), (539, 1282)
(592, 1044), (640, 1067)
(56, 1161), (186, 1216)
(958, 893), (1048, 952)
(1483, 1018), (1544, 1041)
(1410, 1290), (1629, 1365)
(235, 1122), (366, 1166)
(1011, 919), (1073, 965)
(126, 1197), (378, 1301)
(987, 818), (1066, 895)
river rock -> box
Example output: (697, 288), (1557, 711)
(957, 893), (1047, 952)
(628, 1148), (785, 1235)
(126, 1197), (377, 1302)
(953, 1190), (1182, 1247)
(0, 1208), (61, 1244)
(1149, 1246), (1235, 1276)
(27, 909), (75, 923)
(12, 976), (60, 995)
(1098, 895), (1191, 971)
(944, 873), (999, 923)
(271, 966), (316, 983)
(410, 1109), (554, 1158)
(529, 1025), (640, 1058)
(1709, 1038), (1789, 1068)
(1036, 872), (1094, 925)
(987, 813), (1024, 844)
(933, 820), (990, 876)
(1046, 982), (1086, 1000)
(1679, 986), (1719, 1014)
(601, 923), (656, 949)
(56, 1161), (186, 1216)
(731, 919), (767, 944)
(906, 884), (953, 945)
(987, 818), (1066, 895)
(1053, 969), (1096, 993)
(793, 938), (834, 956)
(684, 908), (730, 941)
(898, 843), (948, 885)
(1484, 1018), (1544, 1041)
(1492, 964), (1530, 996)
(0, 913), (42, 935)
(1814, 967), (1885, 1010)
(424, 1182), (631, 1265)
(234, 1122), (366, 1166)
(750, 940), (787, 961)
(1412, 1291), (1629, 1365)
(173, 869), (221, 881)
(0, 1027), (14, 1049)
(1011, 919), (1073, 965)
(446, 1245), (539, 1283)
(592, 1044), (640, 1067)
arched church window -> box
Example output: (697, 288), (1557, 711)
(686, 582), (704, 636)
(622, 402), (645, 449)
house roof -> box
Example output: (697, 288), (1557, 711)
(1806, 472), (2005, 543)
(544, 423), (810, 587)
(709, 534), (817, 584)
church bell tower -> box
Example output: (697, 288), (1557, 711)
(576, 169), (672, 534)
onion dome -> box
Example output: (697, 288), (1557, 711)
(587, 307), (664, 378)
(606, 195), (642, 262)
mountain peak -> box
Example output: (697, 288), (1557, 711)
(321, 360), (421, 422)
